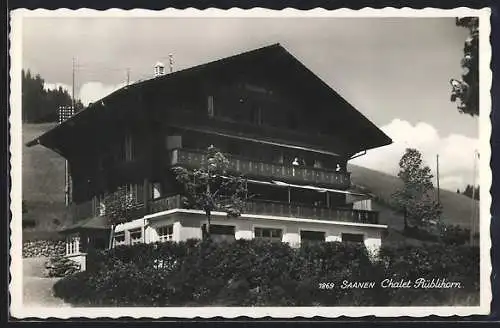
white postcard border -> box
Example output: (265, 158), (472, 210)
(9, 7), (492, 319)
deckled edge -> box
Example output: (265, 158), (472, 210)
(8, 7), (493, 319)
(10, 8), (24, 319)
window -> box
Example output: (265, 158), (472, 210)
(204, 224), (235, 242)
(254, 227), (283, 242)
(96, 194), (106, 216)
(152, 182), (162, 200)
(250, 105), (263, 125)
(341, 233), (364, 243)
(114, 231), (125, 246)
(66, 235), (81, 255)
(300, 230), (325, 243)
(129, 229), (143, 245)
(125, 184), (138, 204)
(208, 95), (215, 118)
(158, 225), (173, 242)
(125, 134), (134, 161)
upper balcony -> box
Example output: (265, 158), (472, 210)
(170, 148), (351, 189)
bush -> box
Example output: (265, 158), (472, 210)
(23, 239), (65, 258)
(44, 255), (81, 277)
(53, 240), (480, 307)
(439, 225), (471, 245)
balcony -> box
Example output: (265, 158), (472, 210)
(170, 148), (350, 189)
(71, 193), (378, 226)
(148, 194), (379, 225)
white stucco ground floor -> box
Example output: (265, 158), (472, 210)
(64, 209), (388, 270)
(113, 208), (388, 252)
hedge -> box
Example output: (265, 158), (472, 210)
(53, 240), (479, 307)
(23, 239), (66, 258)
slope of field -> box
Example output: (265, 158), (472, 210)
(22, 123), (69, 235)
(348, 163), (479, 230)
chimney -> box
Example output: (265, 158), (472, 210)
(154, 62), (166, 78)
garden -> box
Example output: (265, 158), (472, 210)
(53, 239), (479, 307)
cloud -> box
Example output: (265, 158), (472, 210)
(78, 81), (128, 106)
(351, 118), (479, 192)
(45, 81), (129, 106)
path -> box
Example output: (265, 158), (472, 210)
(23, 257), (70, 307)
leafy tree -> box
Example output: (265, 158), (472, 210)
(102, 185), (141, 249)
(450, 17), (479, 116)
(172, 145), (248, 239)
(392, 148), (442, 230)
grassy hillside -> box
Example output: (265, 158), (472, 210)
(23, 123), (69, 235)
(22, 123), (479, 241)
(348, 163), (480, 231)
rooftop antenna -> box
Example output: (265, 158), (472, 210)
(169, 53), (174, 73)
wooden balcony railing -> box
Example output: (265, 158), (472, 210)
(71, 194), (378, 225)
(170, 148), (351, 189)
(242, 199), (378, 225)
(147, 194), (379, 225)
(149, 194), (182, 214)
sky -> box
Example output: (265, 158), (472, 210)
(21, 16), (480, 192)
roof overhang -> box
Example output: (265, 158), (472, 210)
(26, 43), (392, 156)
(145, 208), (387, 230)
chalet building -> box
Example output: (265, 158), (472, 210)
(27, 44), (392, 268)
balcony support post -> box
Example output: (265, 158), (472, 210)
(326, 191), (330, 208)
(287, 186), (291, 204)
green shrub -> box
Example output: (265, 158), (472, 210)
(53, 240), (480, 306)
(439, 225), (471, 245)
(44, 256), (80, 277)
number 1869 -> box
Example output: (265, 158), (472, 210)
(318, 282), (335, 290)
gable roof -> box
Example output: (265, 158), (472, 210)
(27, 43), (392, 155)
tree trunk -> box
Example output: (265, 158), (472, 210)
(403, 209), (408, 231)
(108, 224), (115, 249)
(205, 211), (211, 240)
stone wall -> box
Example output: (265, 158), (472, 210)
(22, 240), (66, 258)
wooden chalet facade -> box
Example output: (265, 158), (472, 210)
(27, 44), (392, 264)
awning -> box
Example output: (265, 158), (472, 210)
(59, 216), (110, 234)
(245, 178), (371, 198)
(172, 125), (342, 157)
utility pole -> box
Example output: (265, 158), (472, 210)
(65, 57), (76, 207)
(436, 154), (440, 204)
(126, 68), (130, 86)
(470, 150), (478, 245)
(72, 57), (75, 110)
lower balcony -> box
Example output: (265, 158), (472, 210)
(71, 194), (379, 225)
(148, 194), (379, 225)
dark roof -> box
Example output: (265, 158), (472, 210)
(59, 215), (109, 233)
(27, 43), (392, 155)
